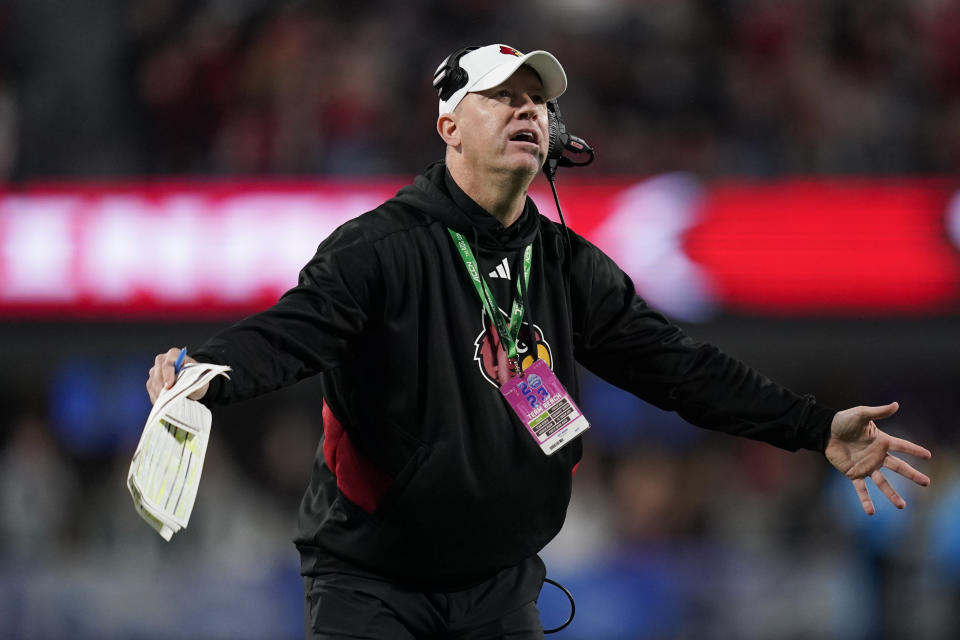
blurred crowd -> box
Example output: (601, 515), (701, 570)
(0, 346), (958, 638)
(0, 0), (959, 180)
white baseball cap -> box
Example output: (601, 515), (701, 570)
(434, 44), (567, 115)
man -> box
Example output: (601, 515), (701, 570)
(146, 44), (931, 639)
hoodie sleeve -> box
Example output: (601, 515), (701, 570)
(191, 219), (383, 404)
(569, 234), (834, 453)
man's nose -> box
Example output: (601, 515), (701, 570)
(516, 95), (539, 120)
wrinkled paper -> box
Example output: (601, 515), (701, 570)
(127, 363), (231, 540)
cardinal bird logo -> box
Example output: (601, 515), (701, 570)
(473, 307), (552, 387)
(500, 45), (522, 57)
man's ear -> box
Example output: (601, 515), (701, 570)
(437, 113), (461, 148)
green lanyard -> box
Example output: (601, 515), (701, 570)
(448, 229), (533, 365)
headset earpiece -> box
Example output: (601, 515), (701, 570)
(434, 46), (480, 102)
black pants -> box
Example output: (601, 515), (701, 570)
(303, 556), (546, 639)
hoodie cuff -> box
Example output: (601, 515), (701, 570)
(797, 401), (837, 453)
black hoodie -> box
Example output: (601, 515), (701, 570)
(193, 161), (834, 589)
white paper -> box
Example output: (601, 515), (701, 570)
(127, 362), (231, 540)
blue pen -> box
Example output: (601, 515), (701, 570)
(174, 347), (187, 374)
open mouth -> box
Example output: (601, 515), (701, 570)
(509, 131), (538, 144)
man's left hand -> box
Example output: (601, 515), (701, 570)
(825, 402), (931, 515)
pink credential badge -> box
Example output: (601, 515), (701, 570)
(499, 359), (590, 455)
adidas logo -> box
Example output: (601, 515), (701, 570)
(488, 257), (511, 279)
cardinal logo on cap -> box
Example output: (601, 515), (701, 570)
(500, 45), (522, 57)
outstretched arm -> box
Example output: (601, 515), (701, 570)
(825, 402), (931, 515)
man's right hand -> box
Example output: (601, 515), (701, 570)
(146, 347), (206, 404)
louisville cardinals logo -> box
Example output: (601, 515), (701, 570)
(473, 307), (552, 387)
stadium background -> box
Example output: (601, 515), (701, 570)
(1, 1), (959, 638)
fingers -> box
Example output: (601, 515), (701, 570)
(853, 477), (875, 516)
(853, 462), (927, 516)
(832, 402), (900, 441)
(146, 354), (163, 404)
(883, 454), (931, 487)
(859, 401), (899, 422)
(145, 347), (185, 405)
(887, 435), (932, 460)
(870, 470), (905, 509)
(161, 347), (182, 389)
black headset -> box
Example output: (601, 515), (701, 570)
(544, 99), (594, 179)
(433, 46), (480, 101)
(433, 45), (594, 178)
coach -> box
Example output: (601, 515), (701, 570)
(146, 44), (931, 639)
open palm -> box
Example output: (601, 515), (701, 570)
(825, 402), (931, 515)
